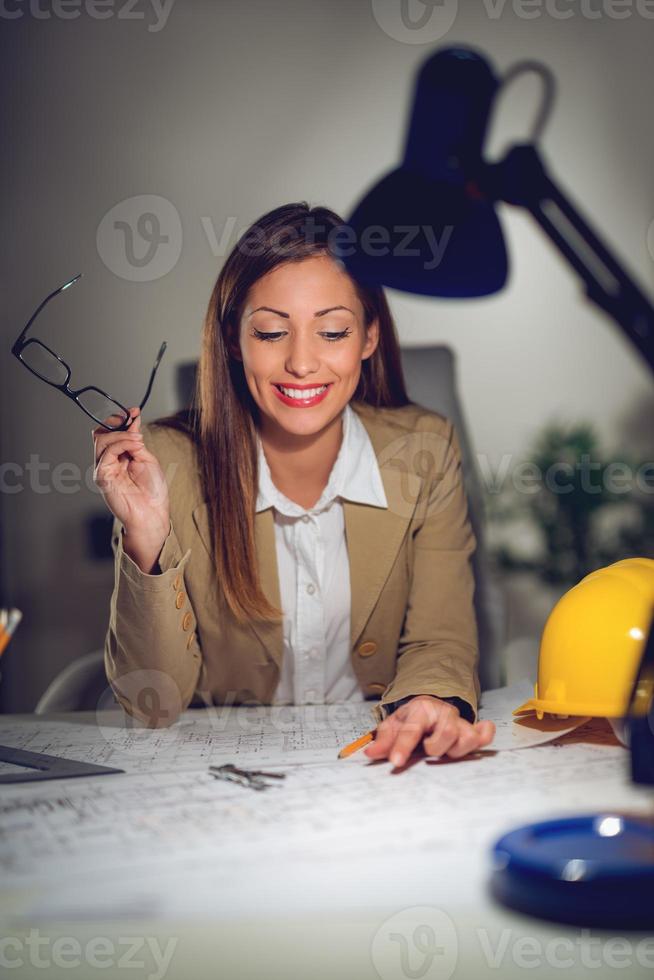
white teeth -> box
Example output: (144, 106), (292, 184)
(277, 384), (328, 400)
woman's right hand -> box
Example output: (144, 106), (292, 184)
(93, 408), (171, 572)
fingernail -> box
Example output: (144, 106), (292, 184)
(390, 752), (403, 767)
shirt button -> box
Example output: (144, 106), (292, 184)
(310, 648), (320, 659)
(302, 515), (310, 524)
(306, 583), (315, 595)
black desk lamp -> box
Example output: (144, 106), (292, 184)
(338, 46), (654, 373)
(337, 45), (654, 926)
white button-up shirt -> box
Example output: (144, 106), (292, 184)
(256, 404), (388, 705)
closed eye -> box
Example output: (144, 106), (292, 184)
(251, 328), (352, 343)
(251, 329), (286, 342)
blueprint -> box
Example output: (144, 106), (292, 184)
(0, 681), (585, 777)
(0, 685), (650, 923)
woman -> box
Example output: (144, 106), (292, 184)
(96, 202), (495, 766)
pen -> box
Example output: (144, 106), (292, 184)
(0, 609), (23, 659)
(338, 728), (375, 759)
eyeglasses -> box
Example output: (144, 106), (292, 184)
(11, 274), (167, 431)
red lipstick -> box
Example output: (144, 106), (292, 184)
(272, 382), (332, 408)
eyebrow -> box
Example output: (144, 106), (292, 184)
(247, 305), (355, 319)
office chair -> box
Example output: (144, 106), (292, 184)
(399, 346), (505, 691)
(35, 649), (115, 714)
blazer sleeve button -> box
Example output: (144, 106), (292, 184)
(182, 611), (193, 631)
(186, 631), (196, 649)
(175, 591), (186, 609)
(367, 682), (386, 695)
(172, 575), (182, 591)
(357, 640), (378, 658)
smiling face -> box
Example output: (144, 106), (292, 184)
(237, 254), (379, 443)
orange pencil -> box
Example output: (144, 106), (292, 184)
(338, 728), (375, 759)
(0, 609), (22, 659)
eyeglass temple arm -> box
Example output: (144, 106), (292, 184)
(105, 340), (167, 430)
(136, 341), (168, 413)
(12, 274), (83, 355)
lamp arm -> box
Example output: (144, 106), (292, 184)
(487, 145), (654, 374)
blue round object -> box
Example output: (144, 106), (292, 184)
(490, 813), (654, 929)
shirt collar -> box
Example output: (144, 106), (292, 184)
(256, 403), (388, 517)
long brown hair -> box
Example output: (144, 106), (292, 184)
(156, 202), (409, 623)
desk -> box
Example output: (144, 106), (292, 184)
(0, 703), (652, 980)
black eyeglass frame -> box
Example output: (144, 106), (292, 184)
(11, 274), (167, 431)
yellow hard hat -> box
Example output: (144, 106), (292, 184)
(514, 558), (654, 719)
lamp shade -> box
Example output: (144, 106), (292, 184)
(336, 47), (508, 297)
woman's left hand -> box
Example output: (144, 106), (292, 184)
(364, 695), (495, 767)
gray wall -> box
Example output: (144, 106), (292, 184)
(1, 0), (653, 710)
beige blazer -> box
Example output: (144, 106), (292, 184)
(104, 401), (480, 727)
